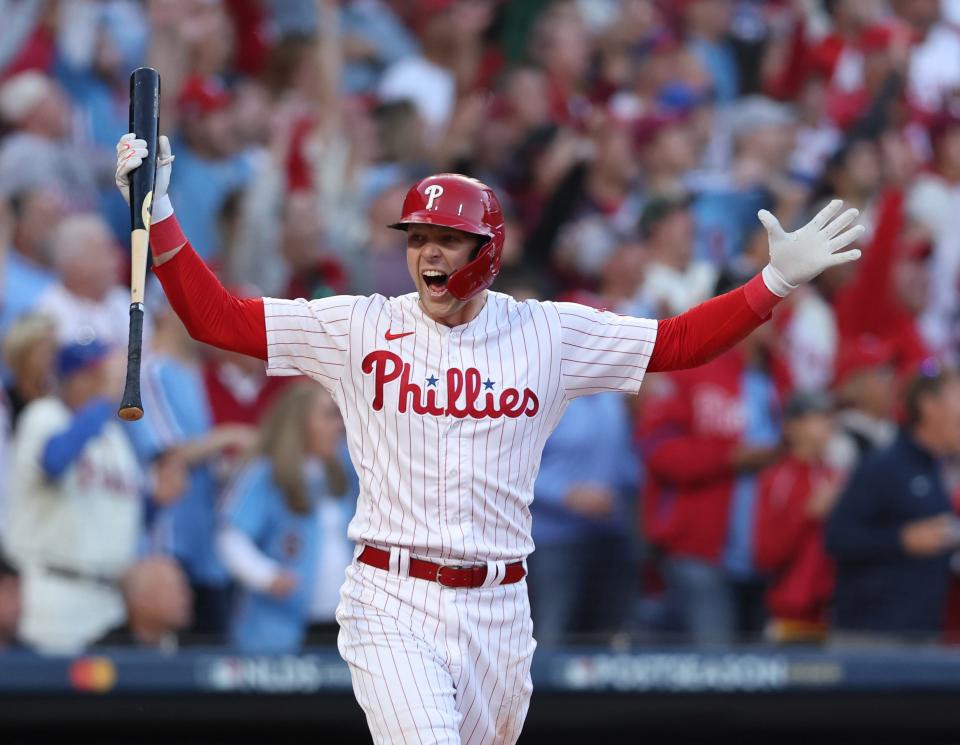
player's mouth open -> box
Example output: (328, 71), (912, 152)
(422, 270), (449, 298)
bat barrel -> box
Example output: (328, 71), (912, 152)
(119, 66), (160, 421)
(129, 67), (160, 232)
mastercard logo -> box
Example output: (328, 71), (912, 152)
(69, 656), (117, 693)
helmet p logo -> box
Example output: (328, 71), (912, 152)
(424, 184), (444, 211)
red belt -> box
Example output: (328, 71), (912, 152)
(357, 546), (525, 588)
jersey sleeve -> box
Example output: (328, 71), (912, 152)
(550, 301), (658, 399)
(263, 295), (361, 388)
(12, 399), (70, 486)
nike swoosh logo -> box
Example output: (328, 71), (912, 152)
(385, 329), (415, 341)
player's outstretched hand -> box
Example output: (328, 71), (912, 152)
(115, 132), (174, 206)
(758, 199), (865, 297)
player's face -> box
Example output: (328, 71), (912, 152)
(406, 224), (481, 323)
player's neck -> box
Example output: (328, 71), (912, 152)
(421, 291), (488, 328)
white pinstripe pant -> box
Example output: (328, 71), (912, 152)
(337, 554), (536, 745)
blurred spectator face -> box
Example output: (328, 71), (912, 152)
(739, 123), (796, 169)
(3, 314), (57, 401)
(179, 76), (237, 158)
(684, 0), (733, 39)
(61, 356), (109, 410)
(0, 72), (69, 138)
(186, 0), (234, 76)
(231, 82), (272, 147)
(11, 188), (63, 264)
(600, 242), (646, 302)
(281, 193), (323, 271)
(834, 0), (882, 27)
(618, 0), (659, 42)
(0, 572), (21, 646)
(504, 68), (550, 131)
(594, 121), (639, 185)
(306, 388), (344, 461)
(933, 124), (960, 175)
(894, 250), (931, 315)
(842, 365), (897, 418)
(53, 215), (120, 301)
(124, 556), (193, 643)
(797, 77), (828, 125)
(914, 373), (960, 454)
(374, 100), (425, 164)
(785, 411), (835, 458)
(93, 29), (124, 84)
(893, 0), (941, 31)
(648, 207), (694, 266)
(535, 11), (591, 84)
(183, 108), (238, 159)
(645, 124), (698, 174)
(23, 85), (71, 140)
(834, 139), (882, 198)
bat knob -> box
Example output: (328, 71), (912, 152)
(118, 405), (144, 421)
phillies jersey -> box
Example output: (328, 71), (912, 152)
(263, 291), (657, 562)
(7, 397), (142, 574)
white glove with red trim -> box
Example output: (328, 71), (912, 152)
(115, 132), (175, 221)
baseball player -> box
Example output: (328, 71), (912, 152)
(116, 132), (864, 744)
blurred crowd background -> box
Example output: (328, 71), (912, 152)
(2, 0), (960, 656)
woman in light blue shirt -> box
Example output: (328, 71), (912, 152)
(218, 382), (355, 652)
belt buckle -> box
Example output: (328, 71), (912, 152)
(436, 565), (468, 587)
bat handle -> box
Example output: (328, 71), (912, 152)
(118, 303), (145, 421)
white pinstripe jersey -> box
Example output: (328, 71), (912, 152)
(263, 291), (657, 563)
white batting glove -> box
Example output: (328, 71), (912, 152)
(115, 132), (174, 210)
(758, 199), (865, 297)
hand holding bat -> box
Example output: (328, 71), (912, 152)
(116, 67), (168, 421)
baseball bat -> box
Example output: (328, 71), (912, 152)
(118, 67), (160, 421)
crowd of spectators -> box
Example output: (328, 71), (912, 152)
(2, 0), (960, 654)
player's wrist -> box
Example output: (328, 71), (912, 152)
(761, 263), (797, 298)
(149, 201), (186, 264)
(151, 194), (174, 223)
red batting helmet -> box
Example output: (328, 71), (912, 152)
(389, 173), (505, 301)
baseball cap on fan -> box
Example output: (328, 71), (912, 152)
(56, 337), (110, 379)
(727, 95), (796, 140)
(783, 390), (834, 420)
(177, 75), (231, 116)
(833, 335), (896, 389)
(0, 71), (54, 125)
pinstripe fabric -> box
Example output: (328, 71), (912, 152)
(263, 289), (657, 743)
(262, 291), (657, 563)
(337, 560), (535, 745)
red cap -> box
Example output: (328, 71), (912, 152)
(833, 335), (895, 388)
(633, 112), (687, 149)
(178, 75), (231, 116)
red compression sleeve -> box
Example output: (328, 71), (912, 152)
(151, 220), (267, 360)
(648, 273), (782, 372)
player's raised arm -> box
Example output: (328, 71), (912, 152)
(115, 133), (267, 360)
(647, 200), (864, 373)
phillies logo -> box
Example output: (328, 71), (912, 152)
(424, 184), (444, 210)
(362, 350), (539, 419)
